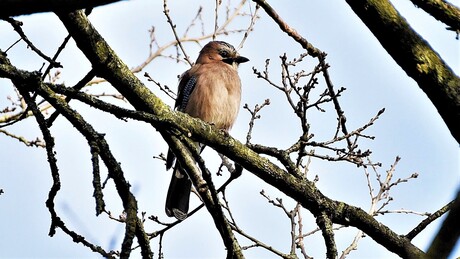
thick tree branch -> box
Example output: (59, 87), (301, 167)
(345, 0), (460, 144)
(0, 0), (123, 17)
(316, 212), (337, 259)
(408, 0), (460, 32)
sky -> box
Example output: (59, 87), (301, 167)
(0, 0), (459, 258)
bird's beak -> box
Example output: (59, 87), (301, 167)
(235, 56), (249, 64)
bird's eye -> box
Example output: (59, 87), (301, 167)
(218, 49), (230, 58)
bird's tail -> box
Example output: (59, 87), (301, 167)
(165, 164), (192, 221)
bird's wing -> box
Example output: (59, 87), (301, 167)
(166, 71), (198, 170)
(175, 71), (197, 112)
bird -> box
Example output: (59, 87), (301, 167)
(165, 41), (249, 220)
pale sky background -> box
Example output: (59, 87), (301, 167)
(0, 0), (459, 258)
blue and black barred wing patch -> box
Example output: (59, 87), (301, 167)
(178, 75), (197, 111)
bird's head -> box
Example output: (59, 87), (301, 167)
(197, 41), (249, 67)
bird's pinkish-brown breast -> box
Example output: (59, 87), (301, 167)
(184, 63), (241, 130)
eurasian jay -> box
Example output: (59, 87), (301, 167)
(165, 41), (249, 220)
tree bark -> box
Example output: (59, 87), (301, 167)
(0, 0), (122, 17)
(346, 0), (460, 144)
(408, 0), (460, 31)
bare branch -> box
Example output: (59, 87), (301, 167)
(3, 17), (61, 68)
(163, 0), (193, 66)
(252, 0), (321, 57)
(406, 200), (454, 240)
(426, 189), (460, 258)
(237, 3), (260, 50)
(144, 72), (176, 101)
(0, 128), (45, 147)
(243, 99), (270, 144)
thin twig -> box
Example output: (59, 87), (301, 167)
(406, 200), (454, 240)
(0, 128), (45, 147)
(163, 0), (193, 66)
(3, 17), (62, 68)
(237, 2), (260, 50)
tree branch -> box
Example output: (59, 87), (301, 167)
(0, 0), (123, 17)
(408, 0), (460, 33)
(345, 0), (460, 144)
(426, 189), (460, 258)
(405, 200), (453, 240)
(252, 0), (321, 58)
(3, 17), (61, 68)
(316, 212), (337, 259)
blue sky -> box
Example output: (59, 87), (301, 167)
(0, 0), (459, 258)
